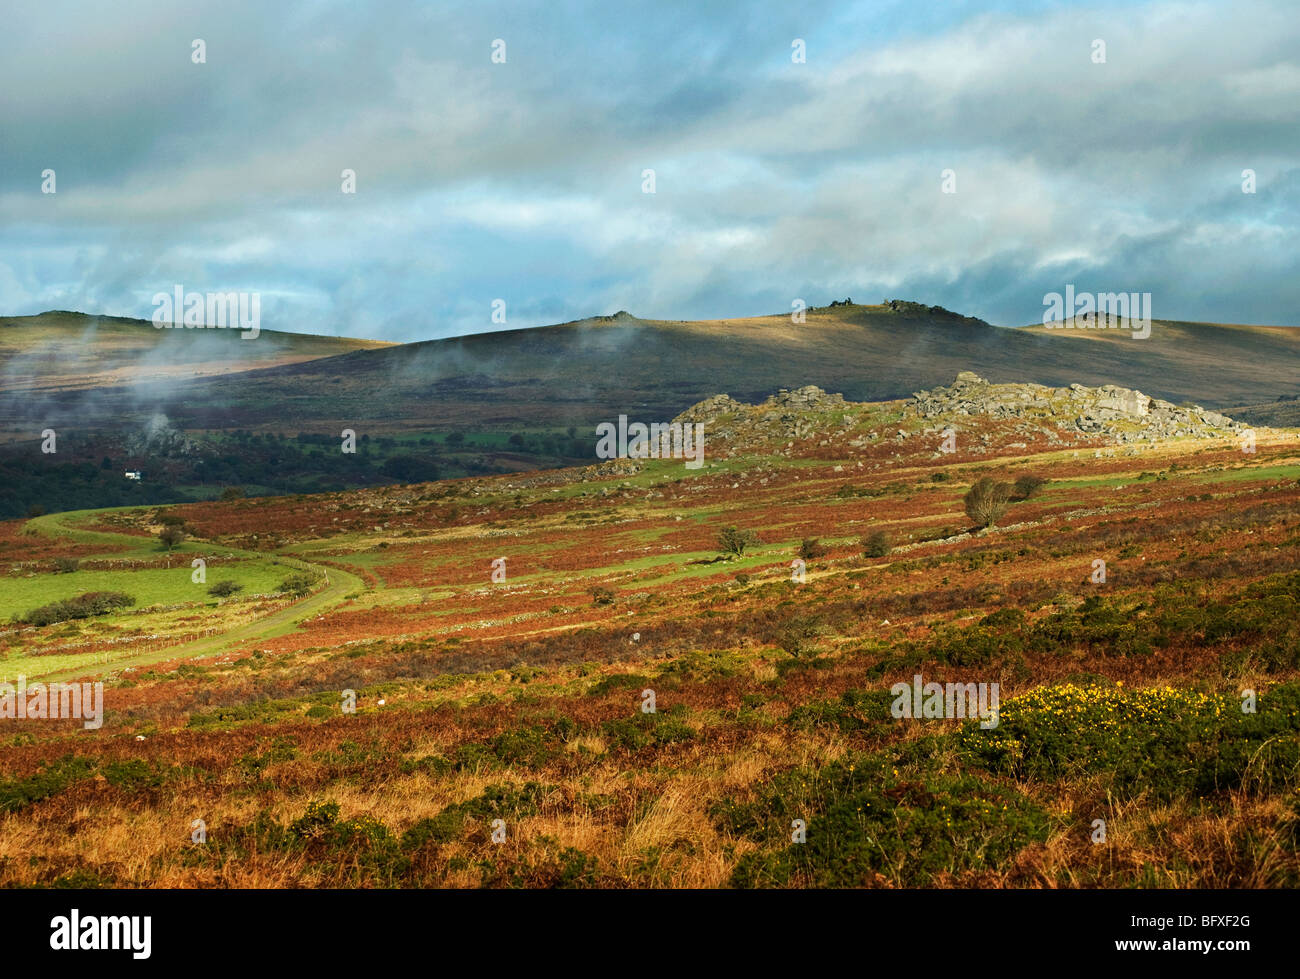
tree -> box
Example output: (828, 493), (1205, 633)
(798, 537), (827, 560)
(158, 524), (187, 549)
(220, 486), (244, 501)
(717, 525), (759, 557)
(964, 477), (1013, 528)
(1014, 474), (1047, 500)
(861, 530), (891, 557)
(380, 455), (441, 482)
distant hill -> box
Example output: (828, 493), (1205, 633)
(0, 311), (392, 394)
(1, 302), (1297, 439)
(1228, 397), (1300, 429)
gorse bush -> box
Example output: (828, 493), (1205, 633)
(0, 756), (96, 813)
(400, 783), (551, 856)
(957, 682), (1300, 800)
(786, 688), (895, 732)
(601, 708), (695, 752)
(777, 613), (831, 658)
(719, 752), (1050, 887)
(208, 580), (243, 597)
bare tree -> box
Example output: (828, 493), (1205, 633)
(717, 525), (759, 556)
(964, 477), (1013, 528)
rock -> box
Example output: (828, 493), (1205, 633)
(907, 373), (1239, 442)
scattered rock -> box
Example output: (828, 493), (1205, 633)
(908, 373), (1241, 443)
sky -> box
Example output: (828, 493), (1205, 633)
(1, 0), (1297, 341)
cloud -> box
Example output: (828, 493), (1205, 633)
(0, 0), (1297, 339)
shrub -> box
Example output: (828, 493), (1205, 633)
(861, 530), (891, 558)
(964, 477), (1013, 528)
(290, 800), (341, 841)
(53, 557), (79, 574)
(158, 524), (187, 549)
(208, 580), (243, 597)
(220, 487), (244, 501)
(587, 672), (652, 696)
(717, 525), (760, 557)
(591, 586), (615, 606)
(720, 753), (1050, 887)
(101, 759), (167, 793)
(19, 591), (136, 626)
(1014, 474), (1047, 500)
(778, 614), (830, 658)
(957, 682), (1300, 800)
(601, 710), (695, 752)
(786, 689), (895, 732)
(798, 538), (828, 560)
(0, 756), (96, 813)
(278, 572), (316, 597)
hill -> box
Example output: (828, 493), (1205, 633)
(0, 301), (1294, 517)
(8, 302), (1291, 441)
(0, 310), (392, 395)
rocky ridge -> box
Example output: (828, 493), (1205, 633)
(909, 371), (1241, 443)
(671, 373), (1245, 455)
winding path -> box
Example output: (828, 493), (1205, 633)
(23, 508), (366, 682)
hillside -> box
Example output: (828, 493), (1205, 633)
(1229, 397), (1300, 429)
(0, 311), (392, 395)
(2, 376), (1297, 889)
(6, 302), (1294, 441)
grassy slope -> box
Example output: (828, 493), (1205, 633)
(4, 508), (365, 680)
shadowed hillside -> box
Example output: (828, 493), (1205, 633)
(5, 303), (1295, 438)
